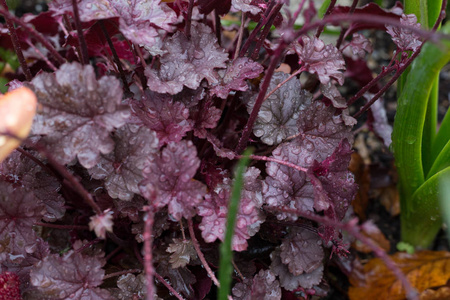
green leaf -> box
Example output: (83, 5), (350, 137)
(318, 0), (331, 19)
(218, 148), (252, 300)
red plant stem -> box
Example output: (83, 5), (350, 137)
(237, 154), (308, 173)
(269, 206), (419, 300)
(335, 0), (358, 49)
(263, 67), (304, 102)
(289, 0), (307, 27)
(103, 269), (142, 280)
(185, 0), (194, 38)
(187, 219), (220, 287)
(99, 20), (131, 95)
(352, 0), (447, 117)
(36, 146), (102, 215)
(346, 65), (395, 107)
(235, 45), (283, 154)
(105, 246), (122, 261)
(34, 222), (89, 230)
(26, 39), (57, 71)
(143, 205), (156, 300)
(71, 0), (89, 65)
(75, 238), (102, 254)
(315, 0), (336, 38)
(251, 3), (283, 60)
(0, 0), (32, 81)
(0, 5), (66, 66)
(154, 272), (184, 300)
(15, 148), (56, 178)
(239, 0), (276, 57)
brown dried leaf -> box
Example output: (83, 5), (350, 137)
(349, 251), (450, 300)
(349, 152), (370, 220)
(420, 286), (450, 300)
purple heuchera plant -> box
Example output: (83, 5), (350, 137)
(0, 0), (424, 298)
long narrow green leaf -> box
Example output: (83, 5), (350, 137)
(318, 0), (331, 19)
(427, 139), (450, 178)
(392, 22), (450, 247)
(401, 166), (450, 248)
(439, 173), (450, 248)
(218, 149), (252, 300)
(431, 107), (450, 161)
(422, 73), (439, 175)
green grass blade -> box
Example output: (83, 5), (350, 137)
(318, 0), (331, 19)
(218, 149), (252, 300)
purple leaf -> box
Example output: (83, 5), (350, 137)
(30, 62), (130, 168)
(320, 82), (347, 109)
(247, 72), (309, 145)
(365, 94), (392, 147)
(139, 140), (206, 220)
(145, 22), (228, 94)
(0, 150), (65, 222)
(270, 248), (324, 290)
(49, 0), (177, 55)
(190, 98), (222, 138)
(279, 227), (324, 276)
(386, 14), (422, 52)
(30, 251), (110, 299)
(0, 182), (46, 262)
(232, 0), (263, 14)
(342, 33), (373, 59)
(211, 57), (264, 99)
(132, 91), (193, 146)
(198, 167), (265, 251)
(232, 269), (281, 300)
(110, 273), (147, 300)
(308, 139), (357, 220)
(262, 143), (315, 221)
(295, 98), (353, 163)
(294, 36), (345, 85)
(88, 124), (159, 201)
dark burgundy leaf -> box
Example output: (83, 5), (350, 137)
(330, 2), (403, 36)
(88, 124), (159, 201)
(232, 269), (281, 300)
(0, 272), (21, 300)
(270, 248), (324, 291)
(30, 251), (110, 299)
(280, 227), (324, 276)
(30, 62), (130, 168)
(198, 167), (265, 251)
(0, 150), (65, 222)
(308, 139), (357, 220)
(132, 91), (193, 146)
(262, 143), (315, 221)
(386, 14), (422, 51)
(145, 22), (228, 94)
(247, 72), (309, 145)
(0, 182), (46, 262)
(49, 0), (177, 55)
(232, 0), (263, 14)
(139, 140), (206, 220)
(211, 57), (263, 99)
(294, 36), (345, 85)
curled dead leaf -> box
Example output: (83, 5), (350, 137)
(349, 251), (450, 300)
(0, 87), (37, 162)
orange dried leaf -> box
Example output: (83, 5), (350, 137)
(349, 251), (450, 300)
(349, 152), (370, 220)
(0, 87), (37, 162)
(420, 286), (450, 300)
